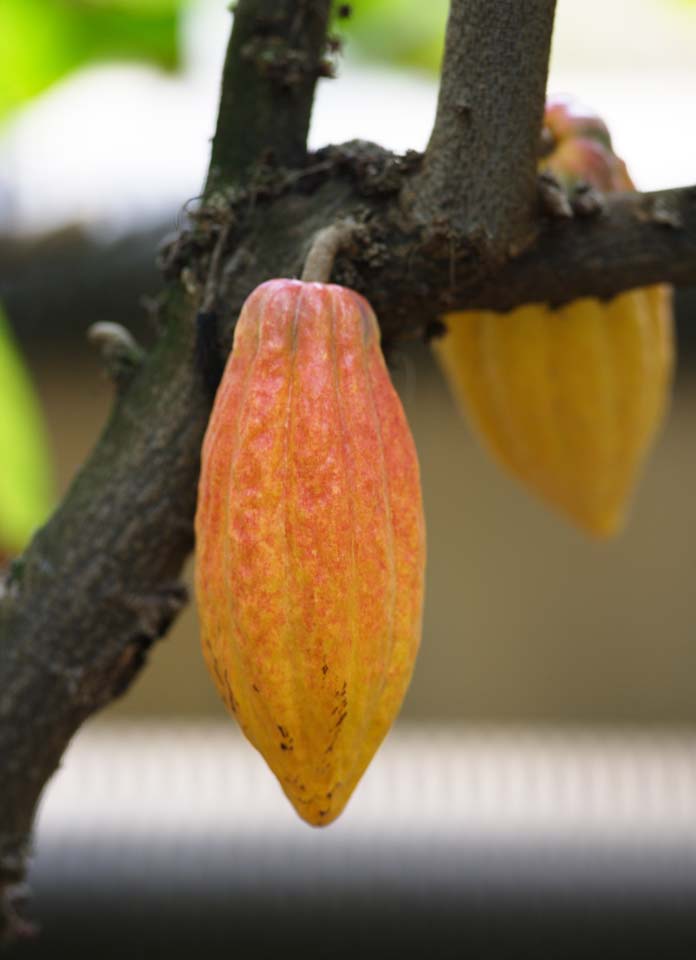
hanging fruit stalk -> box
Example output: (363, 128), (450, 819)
(195, 278), (425, 825)
(434, 95), (674, 537)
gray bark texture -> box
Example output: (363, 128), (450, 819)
(1, 0), (695, 941)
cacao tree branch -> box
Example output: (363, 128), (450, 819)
(206, 0), (333, 193)
(0, 0), (335, 942)
(327, 175), (696, 339)
(4, 181), (696, 346)
(411, 0), (557, 260)
(464, 185), (696, 311)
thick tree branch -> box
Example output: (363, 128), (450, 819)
(412, 0), (556, 259)
(0, 0), (332, 941)
(467, 186), (696, 310)
(0, 289), (198, 884)
(4, 180), (696, 347)
(206, 0), (332, 192)
(327, 176), (696, 340)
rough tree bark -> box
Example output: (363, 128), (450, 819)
(412, 0), (556, 257)
(1, 0), (696, 941)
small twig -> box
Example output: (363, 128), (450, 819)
(301, 219), (356, 283)
(87, 322), (145, 393)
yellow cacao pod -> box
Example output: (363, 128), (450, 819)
(435, 96), (674, 537)
(436, 289), (673, 537)
(195, 279), (426, 825)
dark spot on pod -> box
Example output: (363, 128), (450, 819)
(211, 656), (224, 687)
(277, 724), (289, 738)
(252, 683), (260, 693)
(280, 742), (293, 752)
(322, 663), (329, 676)
(223, 666), (238, 713)
(335, 711), (347, 729)
(318, 810), (328, 818)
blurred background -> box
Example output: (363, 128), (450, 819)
(2, 1), (696, 956)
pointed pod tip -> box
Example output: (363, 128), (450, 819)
(287, 791), (352, 829)
(566, 505), (627, 541)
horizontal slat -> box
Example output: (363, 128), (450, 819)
(26, 723), (696, 957)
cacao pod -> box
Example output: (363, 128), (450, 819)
(195, 279), (426, 825)
(434, 95), (674, 538)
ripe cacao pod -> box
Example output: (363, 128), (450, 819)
(434, 95), (674, 537)
(195, 279), (426, 825)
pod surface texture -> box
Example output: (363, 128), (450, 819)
(195, 280), (426, 825)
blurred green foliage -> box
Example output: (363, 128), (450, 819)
(337, 0), (446, 72)
(0, 304), (54, 554)
(0, 1), (449, 126)
(0, 0), (186, 122)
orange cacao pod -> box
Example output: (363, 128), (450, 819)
(434, 95), (674, 537)
(195, 279), (425, 825)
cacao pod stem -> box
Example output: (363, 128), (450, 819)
(301, 219), (357, 284)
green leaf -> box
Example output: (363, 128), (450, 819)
(337, 0), (448, 73)
(0, 303), (54, 554)
(0, 0), (186, 122)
